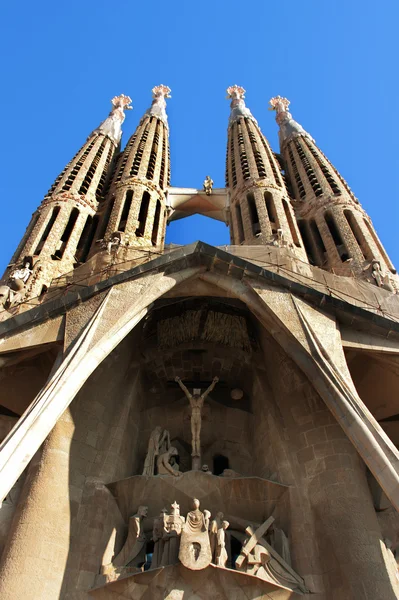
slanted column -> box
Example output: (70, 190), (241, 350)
(0, 410), (75, 599)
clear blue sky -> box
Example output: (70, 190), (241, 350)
(1, 1), (398, 272)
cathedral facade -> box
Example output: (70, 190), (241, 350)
(0, 85), (398, 599)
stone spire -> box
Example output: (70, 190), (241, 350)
(224, 86), (308, 262)
(227, 86), (257, 125)
(269, 96), (313, 147)
(143, 85), (171, 127)
(92, 94), (132, 145)
(270, 96), (397, 286)
(1, 94), (128, 300)
(90, 85), (172, 258)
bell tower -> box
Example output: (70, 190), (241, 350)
(91, 85), (171, 257)
(225, 86), (308, 263)
(1, 94), (132, 300)
(270, 96), (397, 289)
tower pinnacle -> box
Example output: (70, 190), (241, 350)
(144, 85), (171, 127)
(92, 94), (133, 145)
(269, 96), (313, 146)
(226, 85), (257, 125)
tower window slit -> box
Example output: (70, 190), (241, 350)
(230, 130), (237, 187)
(282, 199), (301, 247)
(167, 145), (171, 186)
(325, 211), (349, 261)
(130, 125), (150, 176)
(95, 143), (114, 198)
(118, 190), (133, 232)
(247, 192), (260, 235)
(136, 191), (150, 237)
(259, 134), (282, 187)
(61, 139), (96, 191)
(76, 216), (92, 251)
(294, 141), (322, 197)
(288, 146), (306, 199)
(33, 206), (60, 255)
(159, 132), (167, 188)
(244, 121), (266, 178)
(52, 208), (79, 259)
(146, 122), (161, 181)
(80, 216), (99, 262)
(237, 122), (250, 180)
(264, 192), (279, 233)
(363, 218), (396, 272)
(116, 135), (137, 182)
(152, 200), (161, 246)
(344, 210), (373, 260)
(304, 139), (341, 195)
(310, 220), (326, 261)
(79, 139), (107, 195)
(235, 203), (245, 244)
(97, 198), (115, 240)
(298, 220), (317, 266)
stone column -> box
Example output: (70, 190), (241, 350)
(0, 409), (74, 599)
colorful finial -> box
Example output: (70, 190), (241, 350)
(269, 95), (313, 146)
(145, 84), (171, 127)
(226, 85), (257, 125)
(92, 94), (133, 144)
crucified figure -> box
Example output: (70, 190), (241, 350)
(175, 376), (219, 457)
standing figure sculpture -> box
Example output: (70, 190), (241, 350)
(210, 511), (224, 563)
(175, 376), (219, 461)
(179, 498), (212, 570)
(112, 505), (148, 568)
(142, 426), (170, 476)
(203, 175), (214, 196)
(215, 521), (230, 567)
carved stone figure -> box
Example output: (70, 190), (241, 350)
(372, 260), (395, 292)
(152, 508), (168, 569)
(9, 262), (32, 291)
(215, 520), (229, 567)
(210, 511), (224, 563)
(161, 501), (185, 566)
(175, 376), (218, 459)
(203, 175), (213, 196)
(142, 427), (170, 476)
(157, 446), (180, 477)
(179, 498), (212, 570)
(112, 505), (148, 568)
(107, 234), (122, 255)
(236, 518), (307, 593)
(0, 286), (11, 311)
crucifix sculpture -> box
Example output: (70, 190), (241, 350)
(175, 376), (219, 469)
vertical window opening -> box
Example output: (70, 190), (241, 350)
(130, 123), (150, 176)
(95, 143), (114, 199)
(53, 208), (79, 259)
(310, 219), (326, 262)
(245, 121), (267, 178)
(298, 220), (317, 266)
(118, 190), (133, 232)
(235, 203), (245, 244)
(97, 199), (115, 241)
(146, 121), (161, 181)
(304, 139), (341, 195)
(61, 139), (96, 191)
(325, 211), (349, 261)
(283, 199), (300, 247)
(264, 192), (279, 233)
(152, 200), (161, 246)
(136, 191), (150, 237)
(288, 145), (306, 199)
(159, 129), (167, 188)
(294, 140), (323, 197)
(79, 138), (107, 195)
(237, 121), (250, 180)
(247, 193), (260, 235)
(344, 210), (372, 261)
(34, 206), (60, 255)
